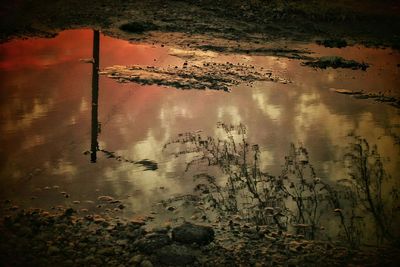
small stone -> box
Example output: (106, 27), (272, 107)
(157, 244), (196, 265)
(151, 226), (169, 234)
(19, 226), (32, 236)
(172, 222), (214, 245)
(130, 218), (146, 226)
(166, 206), (176, 211)
(116, 239), (128, 246)
(129, 254), (143, 264)
(47, 246), (60, 255)
(135, 233), (171, 253)
(64, 260), (74, 266)
(98, 195), (114, 202)
(140, 260), (153, 267)
(64, 208), (75, 217)
(84, 255), (95, 262)
(88, 236), (97, 242)
(98, 247), (114, 255)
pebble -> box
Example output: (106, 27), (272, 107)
(47, 246), (60, 255)
(98, 195), (114, 202)
(140, 260), (153, 267)
(129, 254), (143, 264)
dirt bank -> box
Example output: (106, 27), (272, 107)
(1, 0), (399, 49)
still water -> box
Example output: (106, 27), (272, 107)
(0, 29), (399, 229)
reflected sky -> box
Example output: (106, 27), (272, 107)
(0, 29), (399, 217)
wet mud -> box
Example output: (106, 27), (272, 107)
(100, 62), (289, 92)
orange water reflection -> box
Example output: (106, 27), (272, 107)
(0, 30), (399, 221)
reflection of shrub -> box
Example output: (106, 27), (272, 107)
(342, 135), (398, 244)
(278, 144), (331, 239)
(322, 182), (363, 248)
(165, 123), (289, 229)
(164, 123), (331, 236)
(164, 124), (399, 246)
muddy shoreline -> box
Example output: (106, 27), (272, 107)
(1, 204), (399, 267)
(1, 0), (399, 48)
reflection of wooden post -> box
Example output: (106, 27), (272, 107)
(90, 30), (100, 163)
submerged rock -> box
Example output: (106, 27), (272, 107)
(172, 222), (214, 245)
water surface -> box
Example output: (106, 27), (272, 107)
(0, 30), (399, 226)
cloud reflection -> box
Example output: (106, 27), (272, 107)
(0, 30), (398, 218)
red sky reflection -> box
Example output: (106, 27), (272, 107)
(0, 29), (176, 71)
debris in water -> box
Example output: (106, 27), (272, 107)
(135, 159), (158, 171)
(302, 56), (369, 70)
(330, 88), (400, 108)
(316, 39), (348, 48)
(330, 88), (363, 95)
(98, 195), (114, 202)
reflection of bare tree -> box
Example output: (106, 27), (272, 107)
(90, 30), (100, 163)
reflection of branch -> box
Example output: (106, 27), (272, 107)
(99, 149), (158, 171)
(345, 136), (393, 242)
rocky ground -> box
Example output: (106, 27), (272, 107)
(1, 203), (399, 267)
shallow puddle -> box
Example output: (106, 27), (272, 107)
(0, 29), (399, 241)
